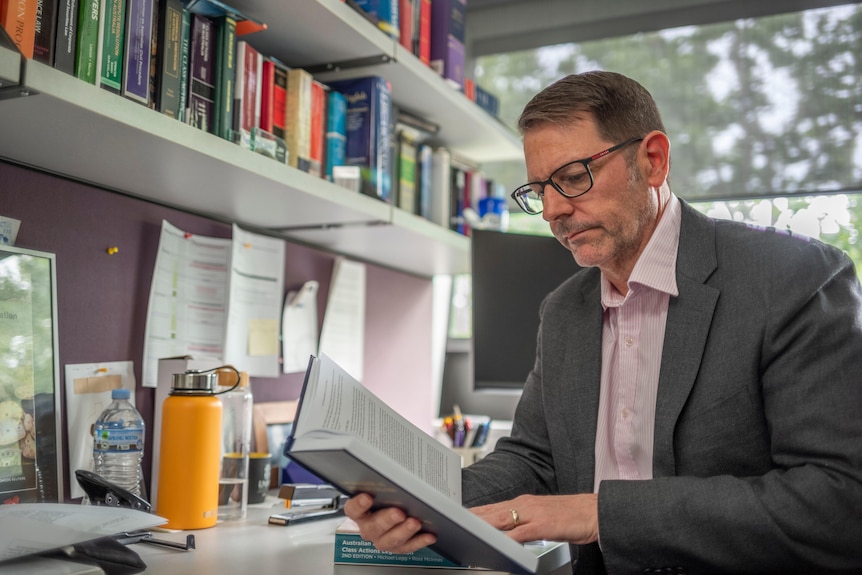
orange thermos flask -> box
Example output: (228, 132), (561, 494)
(156, 369), (223, 530)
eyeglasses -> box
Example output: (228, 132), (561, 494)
(510, 137), (644, 215)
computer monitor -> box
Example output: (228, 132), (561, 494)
(439, 229), (581, 421)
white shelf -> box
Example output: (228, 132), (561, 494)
(0, 0), (501, 276)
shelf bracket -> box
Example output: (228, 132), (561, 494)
(304, 54), (393, 75)
(0, 43), (38, 101)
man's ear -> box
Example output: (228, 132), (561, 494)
(641, 131), (671, 187)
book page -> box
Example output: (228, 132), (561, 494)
(296, 355), (461, 501)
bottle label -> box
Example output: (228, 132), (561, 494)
(94, 427), (144, 452)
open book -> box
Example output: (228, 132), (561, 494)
(286, 354), (549, 575)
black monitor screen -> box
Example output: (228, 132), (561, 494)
(471, 229), (581, 390)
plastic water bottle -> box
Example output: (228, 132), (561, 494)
(217, 370), (253, 520)
(93, 388), (146, 498)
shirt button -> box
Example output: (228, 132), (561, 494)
(625, 337), (634, 347)
(621, 408), (630, 419)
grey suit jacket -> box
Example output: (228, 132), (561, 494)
(462, 201), (862, 574)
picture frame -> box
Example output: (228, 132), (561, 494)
(0, 245), (63, 504)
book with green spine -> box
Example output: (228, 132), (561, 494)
(99, 0), (126, 92)
(74, 0), (101, 84)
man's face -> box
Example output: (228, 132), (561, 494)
(524, 118), (658, 283)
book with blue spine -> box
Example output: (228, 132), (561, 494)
(324, 89), (347, 181)
(122, 0), (155, 104)
(353, 0), (398, 39)
(334, 519), (463, 568)
(326, 76), (392, 202)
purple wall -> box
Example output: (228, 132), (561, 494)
(1, 160), (434, 500)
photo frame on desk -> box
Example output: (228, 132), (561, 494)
(0, 245), (63, 504)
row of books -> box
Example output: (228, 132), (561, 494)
(0, 0), (502, 221)
(348, 0), (500, 118)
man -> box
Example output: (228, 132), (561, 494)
(345, 71), (862, 574)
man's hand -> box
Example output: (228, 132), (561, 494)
(470, 493), (599, 545)
(343, 493), (437, 554)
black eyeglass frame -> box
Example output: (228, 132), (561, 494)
(510, 137), (645, 215)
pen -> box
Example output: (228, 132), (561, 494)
(470, 420), (491, 448)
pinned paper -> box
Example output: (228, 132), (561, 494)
(64, 361), (136, 499)
(248, 318), (279, 356)
(281, 281), (319, 373)
(318, 258), (366, 381)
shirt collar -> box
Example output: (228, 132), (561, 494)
(601, 194), (681, 307)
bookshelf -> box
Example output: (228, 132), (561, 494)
(0, 0), (521, 277)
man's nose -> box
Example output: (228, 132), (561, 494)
(542, 183), (573, 222)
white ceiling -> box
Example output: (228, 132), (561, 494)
(465, 0), (859, 58)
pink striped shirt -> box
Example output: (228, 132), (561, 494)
(593, 194), (681, 492)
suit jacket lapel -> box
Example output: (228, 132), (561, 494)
(553, 272), (604, 493)
(653, 202), (720, 476)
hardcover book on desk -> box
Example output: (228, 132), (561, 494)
(287, 354), (570, 574)
(326, 76), (392, 202)
(335, 519), (572, 573)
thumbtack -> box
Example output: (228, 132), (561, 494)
(107, 246), (119, 255)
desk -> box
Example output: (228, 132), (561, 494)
(136, 503), (572, 575)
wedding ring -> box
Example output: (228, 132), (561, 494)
(510, 509), (520, 528)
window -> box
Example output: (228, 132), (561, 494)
(475, 4), (862, 269)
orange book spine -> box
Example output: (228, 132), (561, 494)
(1, 0), (38, 58)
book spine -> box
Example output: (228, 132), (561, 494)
(74, 0), (100, 82)
(270, 61), (287, 140)
(1, 0), (38, 58)
(156, 0), (182, 118)
(33, 0), (58, 64)
(258, 57), (274, 132)
(417, 142), (432, 220)
(121, 0), (154, 104)
(328, 76), (392, 202)
(416, 0), (429, 65)
(308, 79), (326, 178)
(475, 83), (500, 117)
(98, 0), (124, 92)
(52, 0), (76, 72)
(396, 130), (417, 214)
(324, 89), (346, 181)
(374, 76), (392, 202)
(234, 39), (257, 136)
(187, 12), (215, 132)
(146, 0), (159, 109)
(213, 14), (235, 141)
(285, 67), (312, 171)
(397, 0), (410, 52)
(175, 5), (189, 121)
(430, 146), (451, 227)
(353, 0), (397, 39)
(429, 0), (465, 88)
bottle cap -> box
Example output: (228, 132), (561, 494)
(171, 370), (218, 394)
(111, 388), (131, 400)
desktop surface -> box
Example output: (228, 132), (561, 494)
(136, 500), (572, 575)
